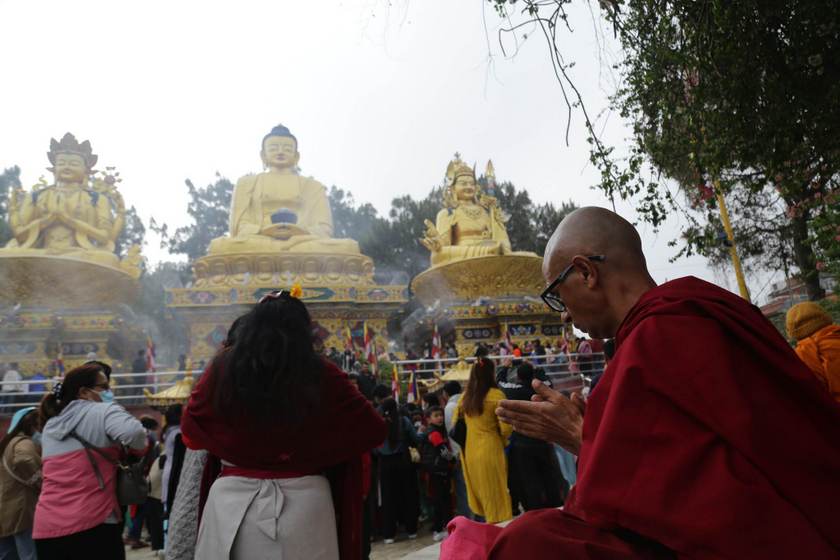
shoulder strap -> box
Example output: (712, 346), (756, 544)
(70, 430), (114, 490)
(70, 430), (119, 464)
(2, 438), (41, 487)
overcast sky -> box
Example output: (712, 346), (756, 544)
(0, 0), (772, 300)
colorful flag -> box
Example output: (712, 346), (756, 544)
(504, 322), (513, 352)
(345, 324), (355, 352)
(431, 323), (442, 373)
(363, 322), (377, 375)
(145, 336), (157, 373)
(391, 366), (401, 403)
(407, 370), (418, 403)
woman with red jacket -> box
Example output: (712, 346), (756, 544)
(181, 289), (386, 560)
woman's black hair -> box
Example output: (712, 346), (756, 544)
(0, 409), (40, 458)
(212, 292), (323, 424)
(164, 404), (183, 427)
(380, 397), (403, 448)
(372, 384), (391, 401)
(39, 363), (106, 425)
(516, 362), (536, 384)
(83, 360), (112, 380)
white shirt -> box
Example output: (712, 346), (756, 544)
(2, 370), (24, 393)
(444, 393), (462, 457)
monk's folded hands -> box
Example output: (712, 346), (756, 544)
(496, 379), (584, 455)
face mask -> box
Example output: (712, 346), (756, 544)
(31, 432), (43, 446)
(99, 390), (115, 404)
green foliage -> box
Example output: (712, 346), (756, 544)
(489, 0), (840, 300)
(135, 261), (191, 363)
(115, 206), (146, 258)
(0, 167), (21, 246)
(151, 174), (233, 261)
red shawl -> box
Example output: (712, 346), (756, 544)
(491, 277), (840, 559)
(181, 359), (386, 560)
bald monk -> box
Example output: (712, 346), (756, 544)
(490, 207), (840, 559)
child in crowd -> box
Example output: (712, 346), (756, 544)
(421, 406), (455, 542)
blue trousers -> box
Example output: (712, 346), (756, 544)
(0, 528), (37, 560)
(453, 459), (473, 519)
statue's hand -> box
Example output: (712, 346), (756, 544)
(421, 219), (442, 252)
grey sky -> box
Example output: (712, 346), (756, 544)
(1, 0), (761, 298)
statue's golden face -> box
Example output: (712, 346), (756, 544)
(262, 136), (299, 170)
(453, 175), (477, 201)
(54, 153), (88, 184)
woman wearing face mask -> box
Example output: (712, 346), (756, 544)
(0, 407), (42, 560)
(32, 362), (147, 560)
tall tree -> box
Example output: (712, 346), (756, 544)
(489, 0), (839, 299)
(115, 206), (146, 258)
(151, 174), (233, 261)
(0, 166), (21, 246)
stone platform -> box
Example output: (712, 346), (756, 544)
(167, 283), (408, 362)
(411, 254), (564, 356)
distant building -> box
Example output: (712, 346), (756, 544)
(760, 274), (837, 319)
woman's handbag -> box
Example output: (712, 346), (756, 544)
(71, 431), (149, 506)
(449, 417), (467, 450)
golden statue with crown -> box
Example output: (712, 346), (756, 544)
(421, 154), (512, 266)
(6, 133), (131, 267)
(412, 154), (554, 356)
(0, 133), (142, 307)
(0, 133), (145, 373)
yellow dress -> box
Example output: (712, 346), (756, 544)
(453, 388), (514, 523)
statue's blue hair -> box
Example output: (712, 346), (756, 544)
(262, 124), (298, 149)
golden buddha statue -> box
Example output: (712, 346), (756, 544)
(5, 133), (128, 269)
(208, 125), (360, 256)
(421, 154), (512, 266)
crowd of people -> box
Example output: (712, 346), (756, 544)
(0, 207), (839, 560)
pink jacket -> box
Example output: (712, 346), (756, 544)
(33, 400), (146, 539)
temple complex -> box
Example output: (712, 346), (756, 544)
(167, 125), (407, 362)
(0, 133), (144, 373)
(412, 154), (565, 356)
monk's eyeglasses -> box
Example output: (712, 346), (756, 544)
(540, 255), (606, 313)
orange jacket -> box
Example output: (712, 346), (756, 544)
(795, 324), (840, 404)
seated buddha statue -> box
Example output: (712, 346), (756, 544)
(208, 125), (360, 255)
(5, 133), (125, 268)
(421, 154), (512, 266)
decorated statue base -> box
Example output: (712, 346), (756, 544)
(0, 252), (143, 374)
(0, 305), (144, 375)
(0, 253), (139, 308)
(167, 281), (407, 363)
(412, 255), (565, 356)
(191, 252), (376, 288)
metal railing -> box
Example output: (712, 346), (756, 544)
(0, 370), (197, 414)
(1, 352), (605, 416)
(387, 352), (605, 395)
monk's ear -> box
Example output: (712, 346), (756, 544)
(571, 256), (598, 287)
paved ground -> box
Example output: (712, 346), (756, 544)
(125, 532), (437, 559)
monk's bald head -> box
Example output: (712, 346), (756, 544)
(544, 207), (647, 278)
(542, 207), (655, 338)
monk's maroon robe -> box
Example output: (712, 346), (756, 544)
(490, 277), (840, 559)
